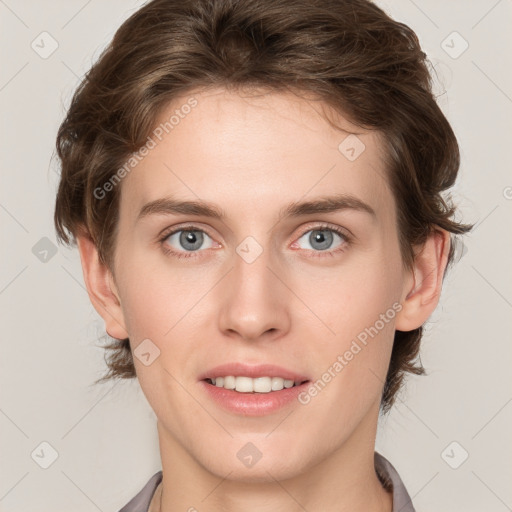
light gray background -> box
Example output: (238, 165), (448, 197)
(1, 1), (511, 511)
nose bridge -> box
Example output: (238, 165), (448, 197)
(218, 235), (289, 340)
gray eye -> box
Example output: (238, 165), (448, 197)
(166, 230), (213, 252)
(297, 229), (343, 251)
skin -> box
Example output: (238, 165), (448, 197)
(77, 87), (450, 512)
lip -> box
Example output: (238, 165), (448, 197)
(198, 363), (310, 382)
(198, 363), (310, 416)
(199, 380), (310, 416)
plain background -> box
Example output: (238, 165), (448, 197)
(0, 1), (511, 511)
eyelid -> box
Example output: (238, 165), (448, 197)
(158, 223), (218, 260)
(289, 222), (352, 257)
(291, 221), (353, 242)
(158, 222), (217, 241)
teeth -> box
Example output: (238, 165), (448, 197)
(209, 376), (302, 392)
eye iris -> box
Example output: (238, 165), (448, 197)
(180, 230), (203, 251)
(310, 230), (333, 251)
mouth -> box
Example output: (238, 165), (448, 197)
(200, 377), (311, 416)
(203, 376), (309, 393)
(199, 362), (312, 417)
(198, 363), (311, 415)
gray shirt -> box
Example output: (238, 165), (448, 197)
(118, 451), (415, 511)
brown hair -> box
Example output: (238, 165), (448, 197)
(54, 0), (473, 412)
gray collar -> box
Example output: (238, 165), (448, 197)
(375, 451), (416, 511)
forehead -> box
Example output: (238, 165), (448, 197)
(120, 87), (394, 225)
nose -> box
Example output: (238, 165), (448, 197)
(217, 242), (291, 342)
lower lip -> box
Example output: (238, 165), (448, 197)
(199, 380), (310, 416)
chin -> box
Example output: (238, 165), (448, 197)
(195, 439), (316, 484)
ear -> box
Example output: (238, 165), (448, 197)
(76, 234), (129, 339)
(395, 228), (451, 331)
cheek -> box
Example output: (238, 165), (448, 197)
(122, 285), (190, 349)
(297, 248), (403, 341)
(113, 249), (182, 341)
(296, 281), (399, 440)
(114, 253), (220, 379)
(296, 248), (402, 400)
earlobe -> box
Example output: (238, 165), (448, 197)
(395, 228), (451, 332)
(76, 234), (129, 340)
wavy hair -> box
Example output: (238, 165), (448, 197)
(54, 0), (473, 412)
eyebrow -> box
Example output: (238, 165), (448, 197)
(280, 193), (376, 219)
(136, 193), (376, 222)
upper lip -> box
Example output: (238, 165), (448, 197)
(199, 363), (310, 383)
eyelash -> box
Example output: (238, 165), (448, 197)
(158, 223), (352, 260)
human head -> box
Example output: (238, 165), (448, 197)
(54, 0), (472, 415)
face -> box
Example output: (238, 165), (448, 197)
(108, 87), (411, 481)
